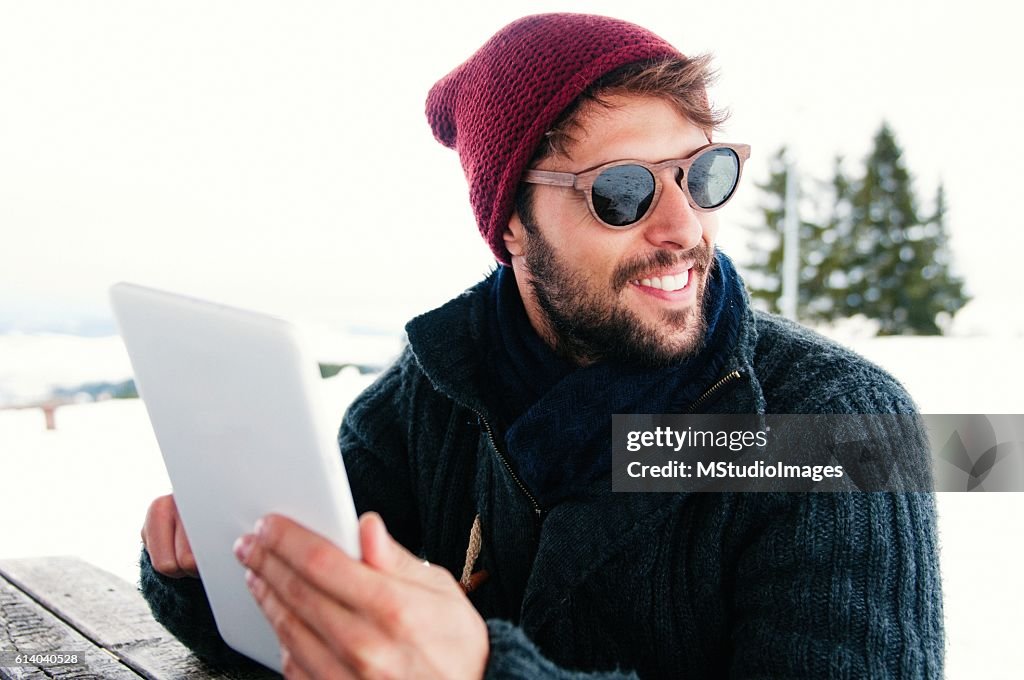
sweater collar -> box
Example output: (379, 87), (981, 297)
(481, 252), (750, 508)
(405, 252), (765, 419)
(405, 254), (767, 635)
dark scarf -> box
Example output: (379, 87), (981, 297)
(484, 250), (746, 508)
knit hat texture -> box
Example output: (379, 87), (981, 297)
(426, 13), (685, 264)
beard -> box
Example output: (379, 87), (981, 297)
(521, 225), (715, 367)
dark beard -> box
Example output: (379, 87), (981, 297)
(522, 226), (713, 367)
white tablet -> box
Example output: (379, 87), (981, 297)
(110, 282), (361, 673)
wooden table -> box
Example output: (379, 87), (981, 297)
(0, 556), (279, 679)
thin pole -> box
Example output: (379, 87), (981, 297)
(781, 155), (799, 320)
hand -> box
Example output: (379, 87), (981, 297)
(234, 512), (489, 680)
(141, 494), (199, 578)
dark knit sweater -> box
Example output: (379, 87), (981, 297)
(139, 273), (945, 678)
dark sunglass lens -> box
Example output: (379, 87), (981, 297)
(687, 148), (740, 208)
(591, 165), (656, 226)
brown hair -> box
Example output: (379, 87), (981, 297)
(516, 55), (729, 229)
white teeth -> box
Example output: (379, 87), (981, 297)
(636, 269), (691, 291)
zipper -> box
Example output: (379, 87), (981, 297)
(474, 409), (544, 520)
(686, 370), (743, 414)
(472, 370), (742, 519)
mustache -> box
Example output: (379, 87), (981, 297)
(612, 243), (714, 291)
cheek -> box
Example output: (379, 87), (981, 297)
(567, 232), (639, 279)
(537, 208), (589, 252)
(699, 213), (720, 246)
(533, 190), (688, 282)
(534, 207), (620, 272)
(562, 247), (619, 291)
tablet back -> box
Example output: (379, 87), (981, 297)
(110, 282), (361, 673)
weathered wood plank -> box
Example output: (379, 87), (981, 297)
(0, 572), (141, 679)
(0, 557), (277, 680)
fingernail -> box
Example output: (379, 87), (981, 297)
(254, 517), (266, 537)
(233, 534), (253, 563)
(245, 569), (265, 598)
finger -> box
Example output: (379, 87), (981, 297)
(280, 646), (332, 680)
(248, 514), (389, 608)
(359, 512), (422, 575)
(241, 523), (458, 665)
(173, 514), (198, 577)
(359, 513), (459, 594)
(248, 571), (344, 679)
(242, 543), (383, 663)
(144, 497), (185, 577)
(279, 647), (315, 680)
(248, 515), (454, 632)
(246, 567), (372, 680)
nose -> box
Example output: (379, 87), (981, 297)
(640, 170), (703, 251)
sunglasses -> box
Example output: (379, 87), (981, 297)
(522, 142), (751, 229)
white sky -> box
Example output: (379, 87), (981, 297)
(2, 0), (1022, 333)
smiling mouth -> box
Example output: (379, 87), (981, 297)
(629, 266), (693, 292)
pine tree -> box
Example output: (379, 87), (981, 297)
(744, 147), (834, 321)
(816, 155), (854, 320)
(918, 182), (969, 331)
(842, 123), (968, 334)
(745, 147), (788, 313)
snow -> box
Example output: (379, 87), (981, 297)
(837, 335), (1024, 414)
(0, 333), (133, 406)
(0, 329), (403, 408)
(0, 368), (378, 583)
(950, 293), (1024, 338)
(1, 331), (1022, 678)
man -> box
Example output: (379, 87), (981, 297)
(140, 14), (944, 679)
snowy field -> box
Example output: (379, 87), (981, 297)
(0, 368), (378, 579)
(1, 331), (1022, 678)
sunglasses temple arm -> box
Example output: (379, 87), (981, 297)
(522, 170), (577, 188)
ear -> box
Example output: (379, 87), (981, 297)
(504, 212), (526, 258)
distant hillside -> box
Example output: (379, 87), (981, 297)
(52, 380), (137, 401)
(0, 331), (403, 408)
(45, 361), (383, 405)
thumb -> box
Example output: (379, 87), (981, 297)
(359, 512), (421, 575)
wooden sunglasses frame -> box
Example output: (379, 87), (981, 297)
(522, 142), (752, 228)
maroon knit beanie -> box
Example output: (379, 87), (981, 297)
(426, 13), (686, 265)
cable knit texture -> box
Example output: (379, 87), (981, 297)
(138, 273), (944, 678)
(425, 13), (685, 264)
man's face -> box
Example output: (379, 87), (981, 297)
(506, 95), (721, 366)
